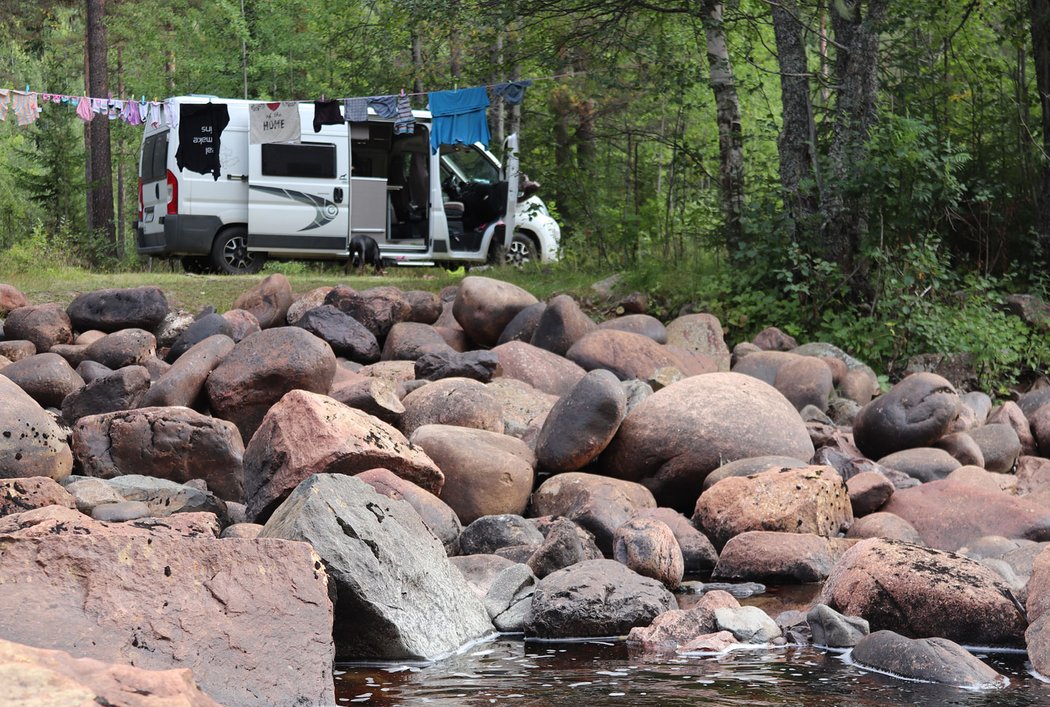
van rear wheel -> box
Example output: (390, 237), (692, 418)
(211, 227), (265, 275)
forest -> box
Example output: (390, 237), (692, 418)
(1, 0), (1049, 392)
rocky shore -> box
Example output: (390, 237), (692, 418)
(1, 274), (1049, 703)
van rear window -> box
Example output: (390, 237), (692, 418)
(261, 142), (336, 179)
(140, 131), (169, 182)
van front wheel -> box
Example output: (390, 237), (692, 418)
(211, 227), (265, 275)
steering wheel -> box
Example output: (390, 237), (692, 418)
(443, 173), (463, 200)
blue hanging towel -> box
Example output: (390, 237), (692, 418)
(491, 79), (533, 106)
(428, 86), (490, 154)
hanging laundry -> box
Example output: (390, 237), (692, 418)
(165, 99), (179, 129)
(491, 79), (533, 106)
(249, 101), (301, 143)
(119, 99), (142, 125)
(9, 91), (41, 126)
(75, 95), (94, 122)
(394, 91), (414, 135)
(107, 99), (123, 120)
(367, 95), (398, 120)
(147, 101), (164, 129)
(175, 103), (230, 180)
(312, 99), (342, 132)
(92, 97), (107, 114)
(343, 97), (368, 123)
(0, 89), (9, 122)
(427, 87), (490, 154)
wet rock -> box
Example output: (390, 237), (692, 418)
(851, 631), (1005, 688)
(460, 514), (543, 555)
(877, 447), (961, 483)
(713, 531), (848, 583)
(485, 563), (538, 633)
(4, 303), (73, 352)
(602, 373), (814, 512)
(530, 294), (598, 356)
(357, 467), (462, 554)
(613, 517), (685, 589)
(415, 348), (500, 382)
(399, 377), (504, 437)
(807, 604), (869, 648)
(882, 479), (1050, 551)
(0, 476), (75, 517)
(60, 365), (151, 424)
(821, 538), (1027, 647)
(72, 406), (244, 501)
(693, 466), (852, 550)
(529, 472), (657, 556)
(846, 512), (923, 543)
(140, 334), (235, 409)
(846, 471), (894, 517)
(0, 637), (221, 707)
(631, 507), (718, 574)
(527, 516), (603, 578)
(0, 376), (73, 481)
(534, 369), (626, 473)
(260, 473), (492, 659)
(66, 286), (169, 334)
(0, 352), (84, 408)
(453, 276), (539, 347)
(677, 631), (741, 654)
(0, 283), (28, 315)
(205, 327), (336, 443)
(969, 423), (1022, 473)
(492, 340), (587, 396)
(626, 590), (740, 654)
(524, 559), (676, 639)
(294, 303), (381, 363)
(243, 389), (442, 522)
(409, 424), (534, 525)
(853, 373), (960, 460)
(714, 606), (781, 643)
(599, 313), (668, 343)
(232, 273), (293, 328)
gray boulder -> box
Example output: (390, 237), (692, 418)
(61, 365), (151, 424)
(66, 287), (169, 334)
(0, 375), (73, 481)
(459, 514), (543, 555)
(807, 603), (869, 648)
(853, 373), (960, 460)
(851, 630), (1005, 688)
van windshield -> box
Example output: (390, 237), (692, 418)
(441, 146), (499, 185)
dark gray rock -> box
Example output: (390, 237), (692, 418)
(0, 352), (84, 408)
(164, 313), (232, 363)
(497, 302), (547, 345)
(807, 603), (869, 648)
(969, 424), (1022, 473)
(295, 304), (380, 363)
(260, 473), (494, 659)
(534, 369), (627, 473)
(484, 563), (537, 633)
(851, 630), (1005, 688)
(61, 365), (151, 424)
(83, 329), (157, 369)
(66, 287), (169, 334)
(415, 349), (500, 382)
(459, 514), (544, 556)
(877, 447), (961, 483)
(853, 373), (960, 460)
(527, 517), (603, 578)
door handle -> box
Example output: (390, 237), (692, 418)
(227, 174), (247, 182)
(333, 187), (344, 203)
(155, 184), (160, 198)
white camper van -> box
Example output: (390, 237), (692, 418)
(136, 96), (560, 274)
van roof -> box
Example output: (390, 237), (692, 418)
(166, 95), (433, 120)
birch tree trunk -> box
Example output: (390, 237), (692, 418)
(700, 0), (745, 246)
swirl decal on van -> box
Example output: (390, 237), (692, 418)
(249, 185), (339, 231)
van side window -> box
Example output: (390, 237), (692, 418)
(261, 143), (336, 179)
(140, 131), (169, 182)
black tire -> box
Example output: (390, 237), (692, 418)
(210, 226), (265, 275)
(502, 232), (538, 267)
(180, 256), (212, 274)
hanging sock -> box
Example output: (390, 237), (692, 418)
(312, 99), (342, 132)
(75, 95), (94, 122)
(343, 97), (368, 122)
(427, 87), (490, 154)
(394, 90), (414, 135)
(10, 91), (41, 126)
(491, 79), (533, 106)
(91, 97), (107, 114)
(249, 101), (301, 143)
(367, 95), (398, 119)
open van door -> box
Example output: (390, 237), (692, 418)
(247, 135), (351, 257)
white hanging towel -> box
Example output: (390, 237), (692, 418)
(249, 101), (302, 144)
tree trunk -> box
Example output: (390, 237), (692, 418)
(699, 0), (745, 247)
(550, 85), (574, 226)
(86, 0), (116, 260)
(821, 0), (886, 278)
(411, 30), (424, 94)
(771, 0), (820, 242)
(1031, 0), (1050, 259)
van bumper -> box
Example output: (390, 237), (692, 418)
(135, 215), (223, 256)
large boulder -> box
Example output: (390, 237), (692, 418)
(399, 377), (504, 437)
(357, 467), (463, 553)
(566, 329), (714, 381)
(4, 303), (73, 352)
(409, 424), (534, 525)
(612, 517), (685, 589)
(492, 340), (587, 396)
(325, 286), (413, 340)
(852, 373), (960, 460)
(295, 304), (381, 363)
(259, 473), (493, 659)
(0, 376), (73, 481)
(453, 276), (539, 347)
(534, 369), (627, 473)
(0, 283), (28, 315)
(0, 510), (335, 706)
(821, 538), (1027, 647)
(851, 631), (1006, 689)
(71, 406), (245, 502)
(693, 466), (852, 550)
(66, 286), (169, 334)
(712, 531), (848, 583)
(0, 637), (220, 706)
(0, 351), (84, 408)
(882, 479), (1050, 551)
(530, 294), (598, 356)
(139, 334), (235, 408)
(232, 273), (293, 329)
(523, 559), (676, 639)
(602, 373), (814, 512)
(60, 365), (151, 424)
(664, 312), (731, 371)
(164, 312), (232, 363)
(0, 476), (76, 517)
(205, 327), (336, 443)
(243, 390), (442, 522)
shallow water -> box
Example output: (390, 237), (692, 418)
(333, 584), (1050, 706)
